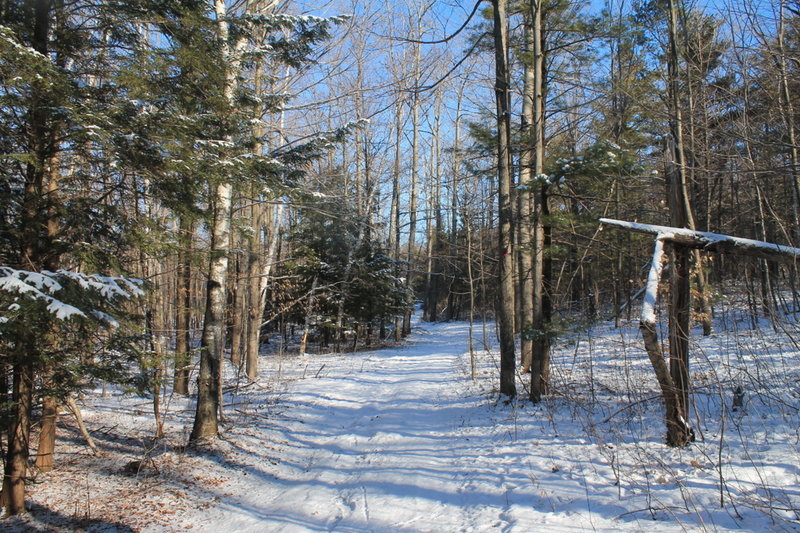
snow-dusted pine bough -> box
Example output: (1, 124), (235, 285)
(0, 266), (143, 516)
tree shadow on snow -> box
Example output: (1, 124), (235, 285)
(2, 501), (136, 533)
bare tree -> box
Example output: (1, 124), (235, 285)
(493, 0), (517, 398)
(529, 0), (549, 403)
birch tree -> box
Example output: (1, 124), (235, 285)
(189, 0), (240, 442)
(189, 0), (349, 440)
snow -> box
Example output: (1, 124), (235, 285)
(0, 24), (49, 61)
(0, 268), (63, 293)
(194, 139), (236, 149)
(0, 267), (143, 324)
(45, 298), (87, 320)
(0, 267), (85, 320)
(91, 309), (121, 328)
(641, 237), (667, 325)
(6, 308), (800, 532)
(53, 270), (144, 300)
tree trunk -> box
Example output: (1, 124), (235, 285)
(229, 246), (247, 368)
(641, 321), (694, 447)
(243, 34), (280, 381)
(36, 153), (63, 471)
(613, 181), (624, 327)
(668, 241), (692, 429)
(424, 99), (443, 322)
(665, 0), (712, 336)
(403, 39), (421, 337)
(2, 361), (34, 515)
(493, 0), (516, 399)
(777, 0), (800, 246)
(66, 396), (98, 455)
(664, 0), (694, 426)
(191, 184), (231, 441)
(174, 217), (193, 396)
(245, 201), (265, 379)
(518, 5), (536, 374)
(148, 269), (168, 439)
(299, 278), (318, 355)
(246, 204), (282, 380)
(639, 237), (694, 447)
(390, 97), (404, 341)
(466, 206), (477, 380)
(530, 0), (549, 403)
(534, 184), (553, 398)
(191, 0), (237, 442)
(596, 218), (800, 446)
(35, 395), (58, 472)
(681, 22), (713, 337)
(3, 0), (59, 511)
(0, 363), (8, 456)
(448, 82), (465, 321)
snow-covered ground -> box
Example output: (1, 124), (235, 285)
(7, 310), (800, 532)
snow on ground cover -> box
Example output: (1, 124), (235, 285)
(6, 309), (800, 532)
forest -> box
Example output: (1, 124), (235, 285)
(1, 0), (800, 530)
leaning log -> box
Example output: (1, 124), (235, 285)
(597, 218), (800, 448)
(640, 237), (694, 447)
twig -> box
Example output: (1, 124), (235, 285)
(600, 395), (661, 424)
(234, 408), (271, 420)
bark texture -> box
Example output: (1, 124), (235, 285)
(493, 0), (516, 398)
(191, 0), (237, 442)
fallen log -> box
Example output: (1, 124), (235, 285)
(599, 218), (800, 263)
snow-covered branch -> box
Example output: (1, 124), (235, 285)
(0, 267), (143, 324)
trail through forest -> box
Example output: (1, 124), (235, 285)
(6, 1), (800, 531)
(187, 318), (645, 532)
(206, 320), (546, 532)
(8, 314), (800, 532)
(165, 316), (800, 533)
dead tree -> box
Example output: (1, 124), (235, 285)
(599, 217), (800, 447)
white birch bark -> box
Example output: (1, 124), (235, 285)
(246, 203), (284, 380)
(190, 0), (241, 441)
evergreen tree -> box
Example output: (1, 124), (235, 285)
(284, 182), (412, 351)
(0, 0), (147, 513)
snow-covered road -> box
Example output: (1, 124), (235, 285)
(208, 321), (538, 532)
(200, 320), (748, 533)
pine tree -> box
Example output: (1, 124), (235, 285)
(0, 0), (147, 512)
